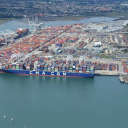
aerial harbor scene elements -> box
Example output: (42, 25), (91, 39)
(1, 0), (128, 127)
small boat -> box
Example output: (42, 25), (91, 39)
(119, 76), (125, 83)
(125, 77), (128, 84)
(4, 113), (6, 118)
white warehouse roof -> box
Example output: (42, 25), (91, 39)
(94, 42), (101, 46)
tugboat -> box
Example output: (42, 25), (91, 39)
(125, 77), (128, 84)
(119, 76), (125, 83)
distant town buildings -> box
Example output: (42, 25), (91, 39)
(0, 0), (127, 19)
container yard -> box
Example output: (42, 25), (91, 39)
(0, 21), (128, 77)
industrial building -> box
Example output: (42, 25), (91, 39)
(93, 41), (102, 47)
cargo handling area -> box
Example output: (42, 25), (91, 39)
(0, 21), (127, 78)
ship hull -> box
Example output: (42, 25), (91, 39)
(0, 69), (94, 78)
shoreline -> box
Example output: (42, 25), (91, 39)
(32, 15), (118, 22)
(17, 16), (117, 23)
(0, 15), (127, 25)
(0, 16), (119, 25)
(0, 18), (16, 25)
(17, 16), (87, 23)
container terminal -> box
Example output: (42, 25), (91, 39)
(0, 19), (128, 78)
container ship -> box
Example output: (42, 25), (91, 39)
(0, 62), (94, 78)
(14, 28), (29, 39)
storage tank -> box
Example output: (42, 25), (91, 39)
(105, 50), (109, 54)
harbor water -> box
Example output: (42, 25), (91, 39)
(0, 74), (128, 128)
(0, 17), (127, 128)
(0, 17), (116, 31)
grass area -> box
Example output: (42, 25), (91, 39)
(38, 12), (128, 21)
(39, 16), (85, 21)
(104, 11), (128, 20)
(0, 18), (16, 24)
(114, 45), (128, 48)
(97, 54), (115, 58)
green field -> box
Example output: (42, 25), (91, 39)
(39, 16), (85, 21)
(0, 18), (16, 24)
(97, 54), (115, 58)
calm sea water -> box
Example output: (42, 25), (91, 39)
(0, 17), (116, 31)
(0, 17), (127, 128)
(0, 74), (128, 128)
